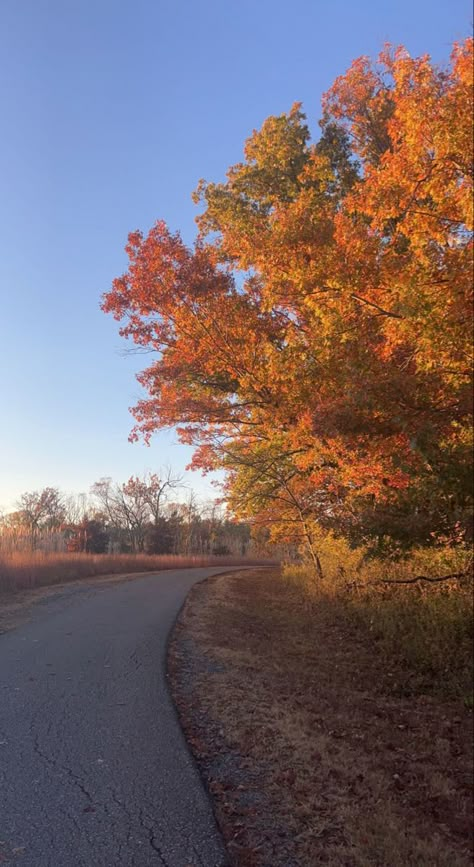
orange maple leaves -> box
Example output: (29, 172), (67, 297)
(103, 38), (473, 552)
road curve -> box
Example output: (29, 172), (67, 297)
(0, 568), (240, 867)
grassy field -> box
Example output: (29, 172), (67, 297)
(0, 550), (273, 595)
(170, 568), (473, 867)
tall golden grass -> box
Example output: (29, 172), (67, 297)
(283, 536), (473, 700)
(0, 551), (274, 594)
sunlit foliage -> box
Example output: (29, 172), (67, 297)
(103, 40), (473, 567)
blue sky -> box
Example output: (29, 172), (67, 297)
(0, 0), (471, 511)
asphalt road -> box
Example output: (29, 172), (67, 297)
(0, 568), (239, 867)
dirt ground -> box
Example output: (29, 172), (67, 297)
(168, 569), (474, 867)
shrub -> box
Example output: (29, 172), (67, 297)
(283, 540), (473, 699)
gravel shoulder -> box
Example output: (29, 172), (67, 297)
(169, 569), (473, 867)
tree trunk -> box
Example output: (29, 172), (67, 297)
(302, 520), (324, 579)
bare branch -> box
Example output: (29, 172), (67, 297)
(379, 571), (469, 586)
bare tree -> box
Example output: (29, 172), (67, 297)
(16, 488), (66, 547)
(91, 471), (183, 552)
(129, 470), (183, 525)
(63, 493), (89, 526)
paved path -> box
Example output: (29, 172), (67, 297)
(0, 568), (238, 867)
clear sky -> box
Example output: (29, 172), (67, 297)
(0, 0), (471, 511)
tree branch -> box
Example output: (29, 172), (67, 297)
(346, 570), (470, 589)
(379, 571), (469, 585)
(350, 293), (404, 319)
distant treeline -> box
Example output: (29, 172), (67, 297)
(0, 473), (255, 557)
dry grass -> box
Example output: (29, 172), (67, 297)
(169, 569), (473, 867)
(284, 560), (473, 702)
(0, 550), (272, 595)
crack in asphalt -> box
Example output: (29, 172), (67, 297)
(33, 728), (145, 860)
(0, 568), (237, 866)
(32, 730), (94, 805)
(192, 842), (207, 867)
(139, 807), (169, 866)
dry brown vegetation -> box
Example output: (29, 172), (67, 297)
(170, 569), (473, 867)
(284, 558), (473, 703)
(0, 551), (272, 595)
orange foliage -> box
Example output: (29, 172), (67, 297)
(103, 39), (473, 557)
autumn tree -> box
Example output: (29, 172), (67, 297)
(103, 39), (473, 567)
(15, 487), (66, 547)
(66, 517), (109, 554)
